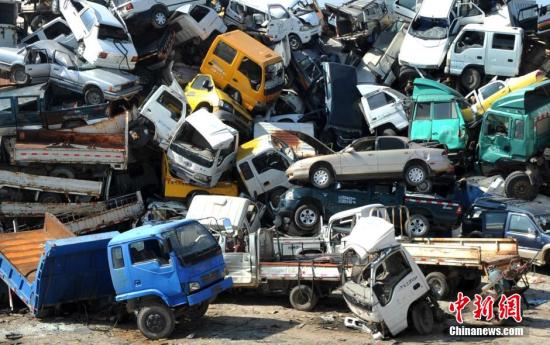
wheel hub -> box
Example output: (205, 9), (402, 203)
(408, 167), (424, 184)
(313, 170), (329, 186)
(299, 208), (317, 225)
(154, 12), (167, 25)
(408, 218), (426, 235)
(145, 313), (166, 333)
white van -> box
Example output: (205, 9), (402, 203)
(445, 24), (524, 91)
(223, 0), (322, 49)
(21, 18), (78, 48)
(112, 0), (206, 28)
(168, 4), (227, 45)
(167, 109), (239, 188)
(60, 0), (138, 70)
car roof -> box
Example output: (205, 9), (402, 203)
(461, 23), (523, 34)
(109, 219), (201, 245)
(217, 30), (282, 65)
(28, 40), (74, 56)
(418, 0), (454, 18)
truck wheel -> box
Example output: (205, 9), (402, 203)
(288, 34), (302, 50)
(310, 164), (333, 189)
(460, 68), (482, 92)
(504, 171), (538, 201)
(294, 203), (320, 233)
(289, 285), (319, 311)
(181, 302), (209, 322)
(381, 127), (397, 136)
(405, 214), (430, 237)
(11, 65), (29, 85)
(415, 179), (433, 193)
(425, 272), (449, 300)
(84, 86), (104, 105)
(151, 6), (169, 28)
(137, 303), (175, 340)
(30, 15), (47, 31)
(411, 300), (434, 335)
(404, 163), (428, 187)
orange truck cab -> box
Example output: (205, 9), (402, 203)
(200, 30), (285, 113)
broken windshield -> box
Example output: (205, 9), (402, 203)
(169, 122), (217, 168)
(410, 16), (449, 40)
(163, 222), (220, 266)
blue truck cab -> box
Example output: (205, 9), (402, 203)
(107, 219), (233, 339)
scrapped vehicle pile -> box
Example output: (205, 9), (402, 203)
(0, 0), (550, 341)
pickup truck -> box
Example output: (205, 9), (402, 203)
(462, 197), (550, 266)
(0, 213), (232, 339)
(0, 83), (109, 136)
(276, 182), (462, 237)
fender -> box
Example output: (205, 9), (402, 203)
(115, 289), (182, 307)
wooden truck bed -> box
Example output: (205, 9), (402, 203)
(0, 214), (74, 281)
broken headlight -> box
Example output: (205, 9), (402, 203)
(189, 282), (201, 292)
(285, 190), (294, 200)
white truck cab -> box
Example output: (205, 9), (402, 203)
(398, 0), (484, 74)
(223, 0), (322, 49)
(167, 109), (239, 188)
(168, 4), (227, 45)
(445, 24), (524, 91)
(357, 83), (410, 136)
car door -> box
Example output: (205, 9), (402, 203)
(409, 102), (432, 141)
(506, 213), (542, 259)
(449, 29), (486, 75)
(431, 101), (465, 150)
(375, 137), (409, 174)
(456, 1), (485, 25)
(485, 32), (520, 77)
(339, 138), (378, 178)
(140, 80), (186, 150)
(393, 0), (419, 22)
(266, 4), (291, 41)
(204, 40), (237, 90)
(51, 50), (80, 89)
(24, 49), (51, 82)
(59, 0), (87, 41)
(250, 150), (290, 196)
(332, 188), (367, 215)
(479, 112), (512, 163)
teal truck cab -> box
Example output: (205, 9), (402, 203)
(478, 79), (550, 200)
(0, 214), (232, 340)
(409, 78), (475, 164)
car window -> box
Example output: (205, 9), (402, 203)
(238, 58), (262, 91)
(111, 246), (124, 269)
(484, 114), (509, 136)
(129, 239), (169, 265)
(377, 137), (407, 150)
(239, 162), (254, 180)
(415, 102), (430, 120)
(514, 119), (524, 139)
(367, 91), (395, 110)
(190, 5), (210, 22)
(432, 102), (455, 120)
(454, 30), (485, 53)
(80, 8), (95, 32)
(479, 81), (505, 100)
(157, 91), (183, 122)
(509, 214), (536, 234)
(252, 152), (288, 174)
(191, 75), (212, 91)
(44, 21), (71, 38)
(492, 34), (515, 50)
(535, 116), (550, 138)
(351, 138), (375, 151)
(213, 41), (237, 64)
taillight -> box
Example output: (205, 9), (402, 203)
(125, 3), (133, 10)
(131, 56), (138, 62)
(98, 52), (108, 59)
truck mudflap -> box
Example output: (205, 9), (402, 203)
(187, 277), (233, 306)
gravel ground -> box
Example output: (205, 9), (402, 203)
(1, 271), (549, 345)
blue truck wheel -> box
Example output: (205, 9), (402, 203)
(137, 303), (175, 340)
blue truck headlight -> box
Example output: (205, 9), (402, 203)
(189, 282), (201, 292)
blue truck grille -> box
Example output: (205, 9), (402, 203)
(201, 270), (220, 285)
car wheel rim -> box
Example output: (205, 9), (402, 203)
(408, 218), (426, 236)
(299, 208), (317, 226)
(87, 92), (101, 105)
(430, 280), (442, 295)
(408, 167), (424, 184)
(313, 169), (329, 186)
(154, 12), (167, 25)
(290, 37), (299, 49)
(145, 313), (166, 333)
(14, 70), (26, 83)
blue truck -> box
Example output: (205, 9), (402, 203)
(0, 213), (232, 340)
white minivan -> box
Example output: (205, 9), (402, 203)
(60, 0), (138, 70)
(111, 0), (206, 28)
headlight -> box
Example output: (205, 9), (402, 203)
(194, 173), (210, 183)
(218, 100), (233, 112)
(300, 25), (312, 31)
(189, 282), (200, 292)
(285, 191), (294, 200)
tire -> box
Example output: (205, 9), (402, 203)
(266, 188), (286, 219)
(50, 167), (75, 179)
(398, 67), (419, 95)
(11, 65), (29, 85)
(289, 285), (319, 311)
(288, 34), (302, 50)
(181, 302), (209, 322)
(504, 171), (538, 201)
(404, 163), (428, 187)
(310, 164), (333, 189)
(196, 103), (214, 113)
(151, 7), (169, 28)
(84, 86), (104, 105)
(381, 127), (397, 136)
(415, 179), (433, 193)
(425, 272), (449, 300)
(468, 231), (483, 238)
(136, 303), (175, 340)
(30, 15), (46, 31)
(61, 119), (87, 129)
(410, 300), (434, 335)
(38, 192), (63, 203)
(293, 203), (320, 232)
(460, 67), (482, 92)
(405, 214), (430, 237)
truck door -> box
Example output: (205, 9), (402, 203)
(506, 213), (542, 259)
(204, 40), (237, 91)
(409, 102), (432, 142)
(485, 33), (521, 77)
(479, 113), (512, 163)
(456, 1), (485, 25)
(24, 49), (51, 82)
(449, 29), (486, 76)
(60, 0), (87, 41)
(223, 231), (254, 286)
(224, 0), (246, 28)
(431, 101), (465, 151)
(266, 4), (292, 42)
(249, 150), (290, 196)
(127, 238), (181, 297)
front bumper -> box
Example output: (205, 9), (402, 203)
(187, 277), (233, 306)
(103, 84), (142, 100)
(286, 167), (309, 182)
(168, 162), (213, 188)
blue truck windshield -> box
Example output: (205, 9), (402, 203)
(164, 222), (220, 265)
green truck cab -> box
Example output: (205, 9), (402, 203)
(478, 80), (550, 200)
(409, 78), (473, 162)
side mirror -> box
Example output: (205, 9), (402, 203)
(222, 218), (233, 234)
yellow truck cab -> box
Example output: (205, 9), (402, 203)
(200, 30), (285, 113)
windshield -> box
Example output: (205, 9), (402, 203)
(164, 222), (220, 265)
(289, 0), (315, 16)
(410, 16), (449, 40)
(169, 122), (216, 168)
(98, 24), (129, 41)
(265, 61), (285, 91)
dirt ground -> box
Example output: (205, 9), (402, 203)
(1, 271), (549, 345)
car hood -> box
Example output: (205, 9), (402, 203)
(80, 68), (138, 85)
(398, 34), (448, 68)
(0, 47), (24, 65)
